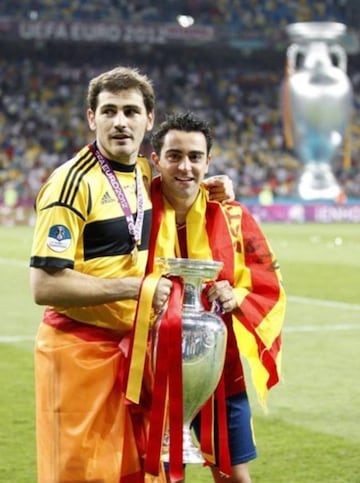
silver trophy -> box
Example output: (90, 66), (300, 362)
(153, 257), (227, 463)
(284, 22), (353, 200)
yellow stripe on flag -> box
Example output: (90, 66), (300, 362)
(126, 272), (162, 403)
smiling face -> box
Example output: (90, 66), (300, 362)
(151, 129), (210, 211)
(87, 88), (154, 165)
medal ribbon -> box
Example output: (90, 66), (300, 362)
(145, 276), (184, 481)
(95, 148), (144, 248)
(125, 272), (163, 404)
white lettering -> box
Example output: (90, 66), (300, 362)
(17, 20), (214, 43)
(315, 205), (360, 222)
(70, 23), (122, 42)
(19, 21), (69, 40)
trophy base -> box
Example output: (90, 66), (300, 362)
(297, 163), (341, 201)
(161, 426), (205, 464)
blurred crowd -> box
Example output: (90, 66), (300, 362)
(1, 51), (359, 205)
(1, 0), (360, 211)
(0, 0), (347, 30)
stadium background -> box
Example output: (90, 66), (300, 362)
(1, 4), (359, 482)
(1, 0), (360, 225)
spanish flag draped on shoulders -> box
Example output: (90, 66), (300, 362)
(148, 175), (286, 405)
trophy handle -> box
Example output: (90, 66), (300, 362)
(329, 44), (347, 72)
(286, 43), (304, 74)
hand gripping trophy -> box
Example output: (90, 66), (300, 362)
(283, 22), (353, 200)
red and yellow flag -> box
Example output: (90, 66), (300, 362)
(149, 176), (286, 404)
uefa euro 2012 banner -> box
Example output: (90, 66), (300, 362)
(0, 19), (215, 44)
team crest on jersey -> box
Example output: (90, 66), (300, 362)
(47, 224), (71, 252)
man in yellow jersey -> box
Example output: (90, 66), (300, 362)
(29, 66), (174, 482)
(147, 112), (286, 483)
(30, 67), (233, 482)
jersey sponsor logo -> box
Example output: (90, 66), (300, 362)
(101, 191), (115, 204)
(47, 225), (72, 252)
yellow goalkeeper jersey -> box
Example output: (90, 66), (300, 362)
(30, 143), (153, 332)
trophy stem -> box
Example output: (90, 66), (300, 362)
(161, 426), (205, 464)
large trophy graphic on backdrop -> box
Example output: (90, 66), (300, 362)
(154, 257), (227, 463)
(284, 22), (353, 200)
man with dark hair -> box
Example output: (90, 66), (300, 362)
(147, 112), (286, 482)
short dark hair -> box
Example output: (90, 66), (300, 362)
(87, 65), (155, 114)
(151, 112), (213, 156)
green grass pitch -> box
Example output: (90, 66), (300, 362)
(0, 224), (359, 482)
